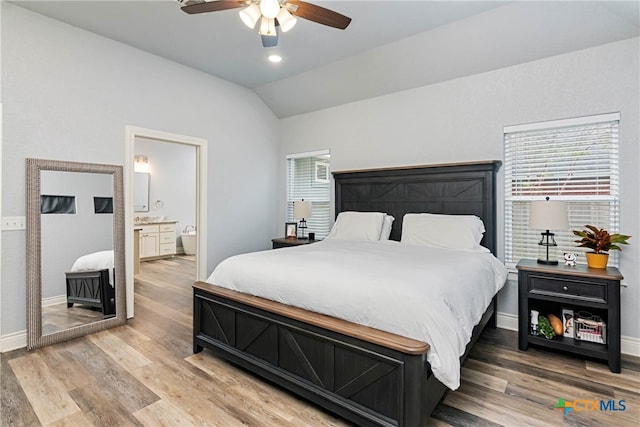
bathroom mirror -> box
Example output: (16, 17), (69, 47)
(134, 172), (149, 212)
(26, 158), (126, 350)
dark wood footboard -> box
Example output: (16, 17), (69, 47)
(193, 281), (496, 426)
(65, 269), (115, 316)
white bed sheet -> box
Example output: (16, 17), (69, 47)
(70, 250), (114, 286)
(207, 240), (507, 390)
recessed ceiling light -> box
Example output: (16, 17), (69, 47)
(268, 54), (282, 63)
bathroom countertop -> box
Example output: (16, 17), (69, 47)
(134, 219), (178, 226)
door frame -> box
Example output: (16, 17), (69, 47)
(125, 126), (208, 318)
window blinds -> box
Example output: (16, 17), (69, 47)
(504, 113), (620, 267)
(286, 151), (331, 238)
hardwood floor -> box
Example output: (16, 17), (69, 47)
(2, 255), (639, 426)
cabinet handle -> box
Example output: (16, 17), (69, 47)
(563, 286), (569, 291)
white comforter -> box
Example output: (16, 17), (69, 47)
(70, 250), (114, 286)
(207, 240), (507, 390)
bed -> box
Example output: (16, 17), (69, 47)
(65, 250), (116, 316)
(193, 161), (503, 426)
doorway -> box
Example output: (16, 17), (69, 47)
(125, 126), (207, 318)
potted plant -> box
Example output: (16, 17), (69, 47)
(573, 225), (631, 268)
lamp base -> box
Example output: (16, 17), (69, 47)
(537, 258), (559, 265)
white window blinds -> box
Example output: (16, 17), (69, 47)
(287, 150), (331, 239)
(504, 113), (620, 267)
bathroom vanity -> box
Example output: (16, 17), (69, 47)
(136, 220), (178, 260)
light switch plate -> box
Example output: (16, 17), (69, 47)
(2, 216), (26, 231)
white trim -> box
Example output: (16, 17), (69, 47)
(496, 311), (519, 331)
(42, 295), (67, 307)
(504, 112), (620, 133)
(0, 330), (27, 353)
(0, 103), (3, 341)
(125, 126), (208, 318)
(286, 149), (330, 160)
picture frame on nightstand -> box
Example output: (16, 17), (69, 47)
(562, 308), (574, 338)
(285, 222), (297, 239)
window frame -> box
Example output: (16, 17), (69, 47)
(504, 112), (621, 269)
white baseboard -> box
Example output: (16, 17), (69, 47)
(496, 311), (640, 357)
(3, 313), (638, 357)
(0, 330), (26, 352)
(42, 295), (66, 307)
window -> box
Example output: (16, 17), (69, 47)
(504, 113), (620, 267)
(287, 150), (331, 239)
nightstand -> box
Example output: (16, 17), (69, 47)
(516, 259), (622, 373)
(271, 237), (319, 249)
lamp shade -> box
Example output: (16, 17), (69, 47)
(293, 200), (312, 219)
(529, 199), (568, 230)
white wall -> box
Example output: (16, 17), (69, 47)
(279, 38), (640, 341)
(1, 3), (279, 339)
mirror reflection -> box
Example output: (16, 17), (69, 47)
(26, 158), (126, 350)
(40, 171), (115, 335)
(134, 172), (149, 212)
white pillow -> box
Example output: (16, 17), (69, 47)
(401, 213), (488, 252)
(327, 211), (385, 241)
(379, 215), (395, 240)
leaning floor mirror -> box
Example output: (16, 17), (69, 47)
(26, 158), (126, 350)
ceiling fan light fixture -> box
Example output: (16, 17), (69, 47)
(259, 16), (277, 37)
(239, 4), (261, 29)
(276, 7), (297, 32)
(259, 0), (280, 19)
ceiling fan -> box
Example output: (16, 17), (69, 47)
(179, 0), (352, 48)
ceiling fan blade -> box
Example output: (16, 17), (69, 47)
(286, 0), (351, 29)
(181, 1), (244, 15)
(261, 33), (279, 48)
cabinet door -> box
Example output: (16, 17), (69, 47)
(140, 233), (159, 258)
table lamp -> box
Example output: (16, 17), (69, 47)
(529, 196), (568, 265)
(293, 199), (312, 239)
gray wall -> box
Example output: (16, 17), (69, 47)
(1, 3), (279, 338)
(279, 38), (640, 341)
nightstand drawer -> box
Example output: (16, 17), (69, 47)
(528, 275), (606, 303)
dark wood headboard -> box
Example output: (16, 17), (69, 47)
(332, 161), (502, 255)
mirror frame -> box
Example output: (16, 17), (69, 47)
(26, 158), (126, 350)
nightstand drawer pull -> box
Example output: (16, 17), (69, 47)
(563, 286), (569, 291)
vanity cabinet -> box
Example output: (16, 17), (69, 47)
(139, 222), (176, 260)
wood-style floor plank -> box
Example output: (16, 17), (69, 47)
(2, 255), (639, 427)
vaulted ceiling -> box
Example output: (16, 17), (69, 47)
(11, 1), (640, 118)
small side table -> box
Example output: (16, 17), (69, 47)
(516, 259), (622, 373)
(272, 237), (319, 249)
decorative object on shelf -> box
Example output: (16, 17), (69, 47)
(573, 224), (631, 269)
(285, 222), (297, 239)
(537, 315), (556, 339)
(547, 313), (563, 336)
(293, 199), (312, 239)
(529, 196), (568, 265)
(562, 308), (574, 338)
(530, 309), (539, 336)
(575, 311), (606, 344)
(563, 252), (578, 266)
